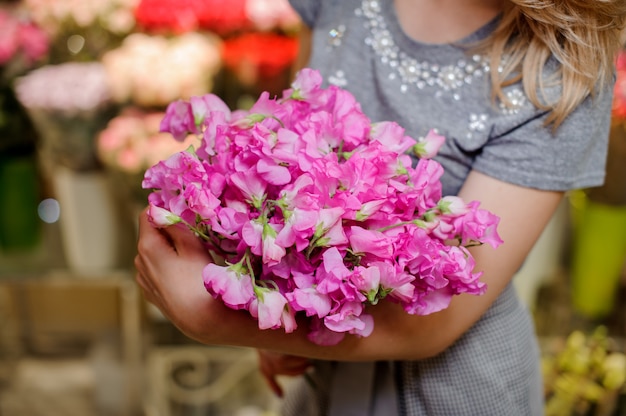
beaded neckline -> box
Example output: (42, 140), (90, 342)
(355, 0), (495, 100)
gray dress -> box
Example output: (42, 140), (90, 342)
(283, 0), (613, 414)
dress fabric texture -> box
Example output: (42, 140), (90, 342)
(283, 0), (613, 415)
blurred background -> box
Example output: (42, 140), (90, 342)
(0, 0), (624, 415)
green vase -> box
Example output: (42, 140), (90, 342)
(0, 154), (41, 251)
(570, 197), (626, 318)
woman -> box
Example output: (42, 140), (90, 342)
(135, 1), (626, 414)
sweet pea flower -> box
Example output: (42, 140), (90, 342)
(256, 157), (291, 186)
(370, 121), (415, 154)
(261, 222), (286, 265)
(324, 302), (374, 337)
(146, 204), (182, 227)
(307, 317), (347, 346)
(275, 207), (318, 251)
(287, 286), (332, 318)
(453, 201), (504, 248)
(160, 99), (196, 141)
(289, 67), (323, 100)
(250, 287), (291, 330)
(348, 226), (393, 259)
(410, 287), (454, 315)
(350, 265), (381, 303)
(190, 94), (231, 127)
(203, 262), (255, 309)
(437, 196), (469, 216)
(412, 129), (446, 159)
(229, 169), (267, 209)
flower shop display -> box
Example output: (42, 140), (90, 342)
(101, 32), (222, 109)
(542, 326), (626, 416)
(143, 68), (502, 346)
(14, 61), (115, 171)
(0, 5), (49, 252)
(13, 60), (128, 272)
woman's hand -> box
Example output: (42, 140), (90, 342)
(134, 208), (216, 338)
(257, 350), (312, 397)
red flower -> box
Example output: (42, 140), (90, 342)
(613, 50), (626, 120)
(222, 32), (299, 81)
(135, 0), (250, 34)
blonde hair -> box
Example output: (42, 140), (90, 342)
(476, 0), (626, 129)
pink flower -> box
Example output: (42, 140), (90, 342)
(160, 100), (196, 141)
(190, 94), (231, 127)
(261, 222), (286, 265)
(307, 317), (346, 346)
(413, 129), (446, 159)
(437, 196), (469, 216)
(256, 157), (291, 186)
(453, 202), (503, 248)
(146, 204), (182, 227)
(250, 287), (291, 330)
(287, 287), (332, 318)
(370, 121), (415, 154)
(411, 287), (454, 315)
(324, 302), (373, 338)
(229, 169), (267, 208)
(203, 263), (255, 309)
(288, 67), (323, 100)
(275, 208), (318, 251)
(348, 226), (393, 259)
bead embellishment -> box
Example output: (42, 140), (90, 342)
(467, 113), (489, 139)
(328, 25), (347, 48)
(356, 0), (490, 98)
(328, 70), (348, 87)
(499, 88), (527, 115)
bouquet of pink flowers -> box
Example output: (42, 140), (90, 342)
(143, 68), (502, 346)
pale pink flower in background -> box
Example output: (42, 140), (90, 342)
(245, 0), (301, 31)
(102, 32), (222, 107)
(98, 108), (197, 174)
(22, 0), (138, 34)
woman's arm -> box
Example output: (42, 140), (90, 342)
(134, 170), (563, 361)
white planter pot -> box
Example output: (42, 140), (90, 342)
(53, 167), (129, 274)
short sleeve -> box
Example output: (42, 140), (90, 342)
(288, 0), (321, 28)
(473, 89), (613, 192)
